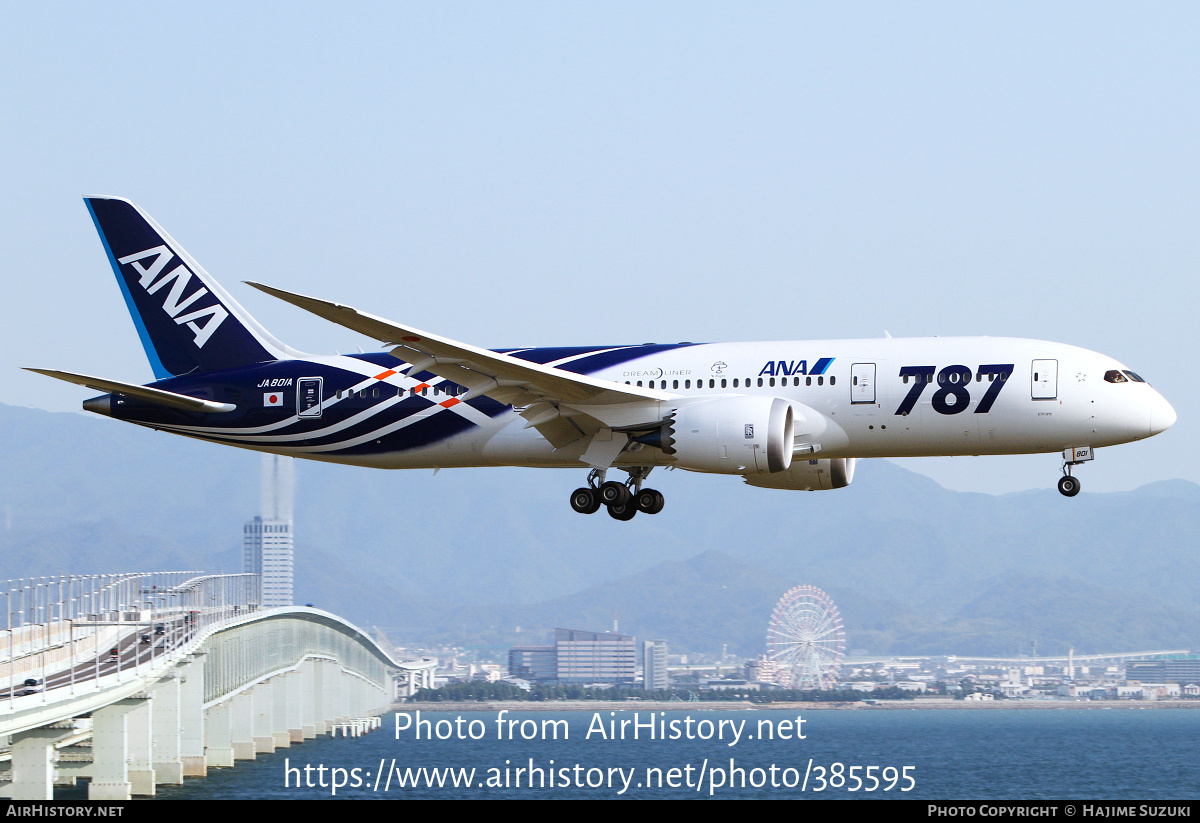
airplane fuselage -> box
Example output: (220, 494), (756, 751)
(90, 336), (1173, 472)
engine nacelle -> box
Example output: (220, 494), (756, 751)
(743, 457), (857, 491)
(664, 396), (795, 475)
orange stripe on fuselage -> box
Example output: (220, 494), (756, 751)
(440, 398), (460, 408)
(373, 369), (397, 380)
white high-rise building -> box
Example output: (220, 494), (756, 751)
(244, 454), (294, 607)
(643, 640), (669, 690)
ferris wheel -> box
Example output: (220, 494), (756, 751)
(766, 585), (846, 689)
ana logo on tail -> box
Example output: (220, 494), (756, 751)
(117, 245), (229, 348)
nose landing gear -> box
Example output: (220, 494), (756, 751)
(1058, 446), (1093, 497)
(569, 467), (664, 519)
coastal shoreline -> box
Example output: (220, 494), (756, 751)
(391, 699), (1200, 712)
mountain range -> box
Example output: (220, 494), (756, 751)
(0, 402), (1195, 658)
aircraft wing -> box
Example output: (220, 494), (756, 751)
(24, 369), (236, 413)
(245, 282), (671, 448)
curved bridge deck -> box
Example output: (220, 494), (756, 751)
(0, 572), (434, 800)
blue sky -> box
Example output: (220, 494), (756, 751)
(1, 3), (1195, 493)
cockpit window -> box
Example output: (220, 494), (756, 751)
(1104, 370), (1128, 384)
(1123, 371), (1146, 383)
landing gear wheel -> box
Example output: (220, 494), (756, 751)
(599, 481), (631, 506)
(570, 487), (601, 514)
(1058, 475), (1081, 497)
(635, 488), (665, 514)
(607, 500), (637, 521)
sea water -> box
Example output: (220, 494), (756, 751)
(114, 707), (1200, 800)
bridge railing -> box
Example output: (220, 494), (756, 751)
(0, 572), (261, 706)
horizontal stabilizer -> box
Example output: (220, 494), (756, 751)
(24, 369), (236, 413)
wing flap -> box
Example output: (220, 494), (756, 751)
(533, 416), (590, 448)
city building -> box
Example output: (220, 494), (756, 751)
(643, 639), (669, 690)
(1127, 655), (1200, 685)
(556, 628), (635, 684)
(508, 646), (557, 682)
(506, 628), (636, 685)
(243, 454), (294, 607)
(745, 656), (782, 685)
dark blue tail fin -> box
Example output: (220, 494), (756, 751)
(85, 196), (291, 379)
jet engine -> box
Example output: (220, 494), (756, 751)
(644, 396), (795, 475)
(743, 457), (857, 491)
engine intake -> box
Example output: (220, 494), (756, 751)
(665, 396), (795, 475)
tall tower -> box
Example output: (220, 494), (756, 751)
(643, 639), (669, 690)
(243, 454), (294, 607)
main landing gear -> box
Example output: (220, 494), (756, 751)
(570, 467), (664, 521)
(1057, 446), (1093, 497)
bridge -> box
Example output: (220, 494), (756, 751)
(0, 571), (436, 800)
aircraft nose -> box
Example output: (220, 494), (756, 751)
(1149, 392), (1176, 435)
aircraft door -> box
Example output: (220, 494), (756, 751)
(298, 377), (324, 418)
(1031, 360), (1057, 400)
(851, 363), (876, 404)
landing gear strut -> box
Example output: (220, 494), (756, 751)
(568, 467), (665, 519)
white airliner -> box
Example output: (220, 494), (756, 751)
(30, 197), (1176, 519)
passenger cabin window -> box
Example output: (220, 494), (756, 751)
(1105, 370), (1128, 383)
